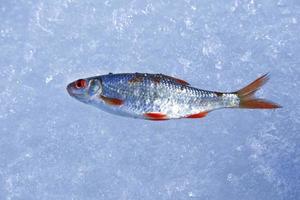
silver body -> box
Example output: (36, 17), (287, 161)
(86, 73), (240, 119)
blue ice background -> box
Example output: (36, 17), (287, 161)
(1, 0), (300, 199)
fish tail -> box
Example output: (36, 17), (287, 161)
(235, 73), (281, 109)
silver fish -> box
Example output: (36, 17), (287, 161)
(67, 73), (281, 120)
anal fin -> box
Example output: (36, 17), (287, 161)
(185, 111), (208, 119)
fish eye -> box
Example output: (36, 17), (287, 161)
(75, 79), (87, 89)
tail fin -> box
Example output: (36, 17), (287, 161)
(235, 73), (281, 109)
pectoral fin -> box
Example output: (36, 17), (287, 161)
(100, 95), (123, 106)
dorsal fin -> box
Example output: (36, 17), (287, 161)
(164, 75), (190, 85)
(128, 73), (144, 83)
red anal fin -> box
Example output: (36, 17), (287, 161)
(185, 111), (208, 119)
(100, 95), (123, 106)
(166, 75), (190, 85)
(144, 112), (168, 120)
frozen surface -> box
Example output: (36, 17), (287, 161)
(1, 0), (300, 199)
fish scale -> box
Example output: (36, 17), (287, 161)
(100, 73), (229, 118)
(67, 73), (281, 120)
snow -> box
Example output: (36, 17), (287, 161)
(1, 0), (299, 199)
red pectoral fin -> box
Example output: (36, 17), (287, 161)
(100, 95), (123, 106)
(185, 111), (208, 119)
(144, 112), (168, 121)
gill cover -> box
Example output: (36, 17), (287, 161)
(88, 79), (102, 96)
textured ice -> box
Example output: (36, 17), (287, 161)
(1, 0), (299, 200)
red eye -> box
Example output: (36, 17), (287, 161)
(75, 79), (87, 88)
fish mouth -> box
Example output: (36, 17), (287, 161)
(66, 83), (74, 96)
(66, 83), (87, 102)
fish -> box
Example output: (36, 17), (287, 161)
(66, 72), (281, 120)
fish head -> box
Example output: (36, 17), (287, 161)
(67, 77), (102, 103)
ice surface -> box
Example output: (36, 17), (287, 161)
(1, 0), (299, 199)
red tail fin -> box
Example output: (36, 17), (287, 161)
(235, 73), (281, 109)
